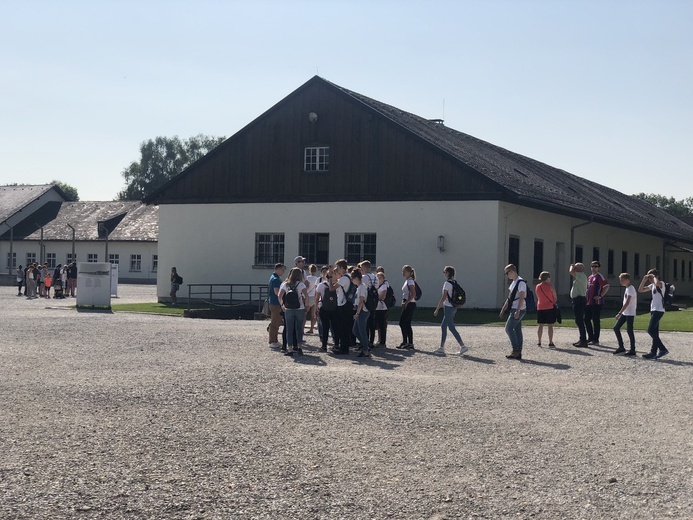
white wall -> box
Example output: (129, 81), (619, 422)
(157, 201), (502, 307)
(158, 201), (691, 307)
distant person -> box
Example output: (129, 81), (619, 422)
(170, 267), (182, 305)
(585, 261), (610, 345)
(67, 262), (78, 297)
(569, 262), (588, 347)
(433, 266), (468, 355)
(638, 269), (669, 359)
(304, 264), (319, 334)
(613, 273), (637, 356)
(499, 264), (527, 360)
(278, 267), (309, 357)
(350, 269), (371, 357)
(374, 268), (390, 347)
(16, 265), (24, 296)
(535, 271), (557, 348)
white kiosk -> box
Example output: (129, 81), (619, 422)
(76, 262), (112, 308)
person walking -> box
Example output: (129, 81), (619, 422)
(433, 266), (468, 355)
(500, 264), (527, 360)
(638, 269), (669, 359)
(535, 271), (558, 348)
(613, 273), (637, 356)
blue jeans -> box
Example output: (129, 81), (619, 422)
(505, 309), (527, 352)
(441, 306), (462, 345)
(284, 308), (304, 348)
(352, 310), (370, 351)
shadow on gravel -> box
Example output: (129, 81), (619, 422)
(520, 359), (571, 370)
(651, 358), (693, 367)
(553, 347), (593, 356)
(290, 354), (327, 366)
(76, 308), (114, 314)
(461, 354), (496, 365)
(349, 357), (401, 370)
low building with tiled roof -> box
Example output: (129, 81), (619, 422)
(145, 77), (693, 306)
(1, 185), (158, 283)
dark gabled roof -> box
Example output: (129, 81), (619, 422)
(0, 184), (66, 223)
(325, 79), (693, 244)
(7, 201), (158, 242)
(146, 76), (693, 244)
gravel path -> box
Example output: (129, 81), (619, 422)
(1, 285), (691, 519)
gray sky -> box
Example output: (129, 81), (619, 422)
(2, 0), (692, 201)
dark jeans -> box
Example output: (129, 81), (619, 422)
(367, 311), (376, 345)
(585, 304), (602, 342)
(336, 304), (353, 351)
(647, 311), (666, 353)
(613, 315), (635, 350)
(399, 302), (416, 344)
(319, 308), (338, 348)
(572, 296), (587, 342)
(374, 309), (388, 345)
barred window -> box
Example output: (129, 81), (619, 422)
(6, 252), (16, 268)
(109, 254), (119, 265)
(304, 147), (329, 172)
(88, 253), (98, 263)
(344, 233), (376, 265)
(299, 233), (329, 265)
(47, 253), (57, 268)
(152, 255), (158, 272)
(26, 252), (37, 265)
(255, 233), (285, 266)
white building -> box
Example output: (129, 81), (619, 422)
(146, 77), (693, 307)
(1, 185), (158, 283)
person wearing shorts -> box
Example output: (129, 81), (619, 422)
(535, 271), (558, 348)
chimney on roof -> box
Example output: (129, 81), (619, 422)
(428, 118), (445, 125)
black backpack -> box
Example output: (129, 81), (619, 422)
(447, 279), (466, 308)
(343, 275), (357, 306)
(414, 281), (422, 301)
(176, 275), (183, 285)
(383, 282), (396, 309)
(656, 282), (675, 307)
(283, 282), (301, 309)
(320, 282), (337, 312)
(365, 283), (379, 312)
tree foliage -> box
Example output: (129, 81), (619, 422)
(117, 134), (225, 201)
(51, 180), (79, 201)
(632, 193), (693, 217)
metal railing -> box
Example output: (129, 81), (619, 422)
(186, 284), (268, 312)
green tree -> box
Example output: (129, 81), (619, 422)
(632, 193), (693, 217)
(51, 180), (79, 201)
(117, 134), (225, 200)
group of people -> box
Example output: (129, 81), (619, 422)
(266, 257), (469, 358)
(15, 262), (77, 299)
(501, 261), (671, 360)
(266, 256), (673, 362)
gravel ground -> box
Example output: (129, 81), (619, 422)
(1, 285), (691, 519)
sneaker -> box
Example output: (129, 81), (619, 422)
(506, 351), (522, 360)
(655, 348), (669, 359)
(294, 348), (303, 356)
(458, 345), (469, 355)
(320, 346), (328, 352)
(624, 350), (636, 357)
(269, 342), (281, 349)
(284, 349), (294, 357)
(613, 347), (626, 355)
(574, 341), (589, 348)
(356, 351), (370, 357)
(406, 343), (415, 350)
(642, 351), (657, 359)
(537, 343), (542, 347)
(396, 343), (408, 350)
(589, 339), (599, 345)
(434, 346), (445, 354)
(548, 343), (556, 349)
(280, 346), (287, 353)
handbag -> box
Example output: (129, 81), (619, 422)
(262, 298), (270, 317)
(554, 304), (562, 324)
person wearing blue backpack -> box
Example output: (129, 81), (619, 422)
(499, 264), (528, 360)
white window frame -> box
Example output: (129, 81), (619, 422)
(109, 254), (120, 265)
(6, 252), (17, 268)
(304, 146), (329, 172)
(26, 252), (37, 265)
(344, 233), (376, 265)
(46, 253), (57, 268)
(130, 254), (142, 272)
(152, 255), (158, 273)
(88, 253), (98, 263)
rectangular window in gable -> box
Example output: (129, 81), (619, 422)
(345, 233), (376, 265)
(304, 146), (329, 172)
(255, 233), (285, 267)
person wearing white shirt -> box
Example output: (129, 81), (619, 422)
(358, 260), (378, 347)
(374, 269), (389, 347)
(351, 270), (371, 357)
(499, 264), (527, 360)
(638, 268), (669, 359)
(304, 263), (320, 335)
(613, 273), (637, 356)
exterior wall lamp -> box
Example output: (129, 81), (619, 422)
(437, 235), (445, 252)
